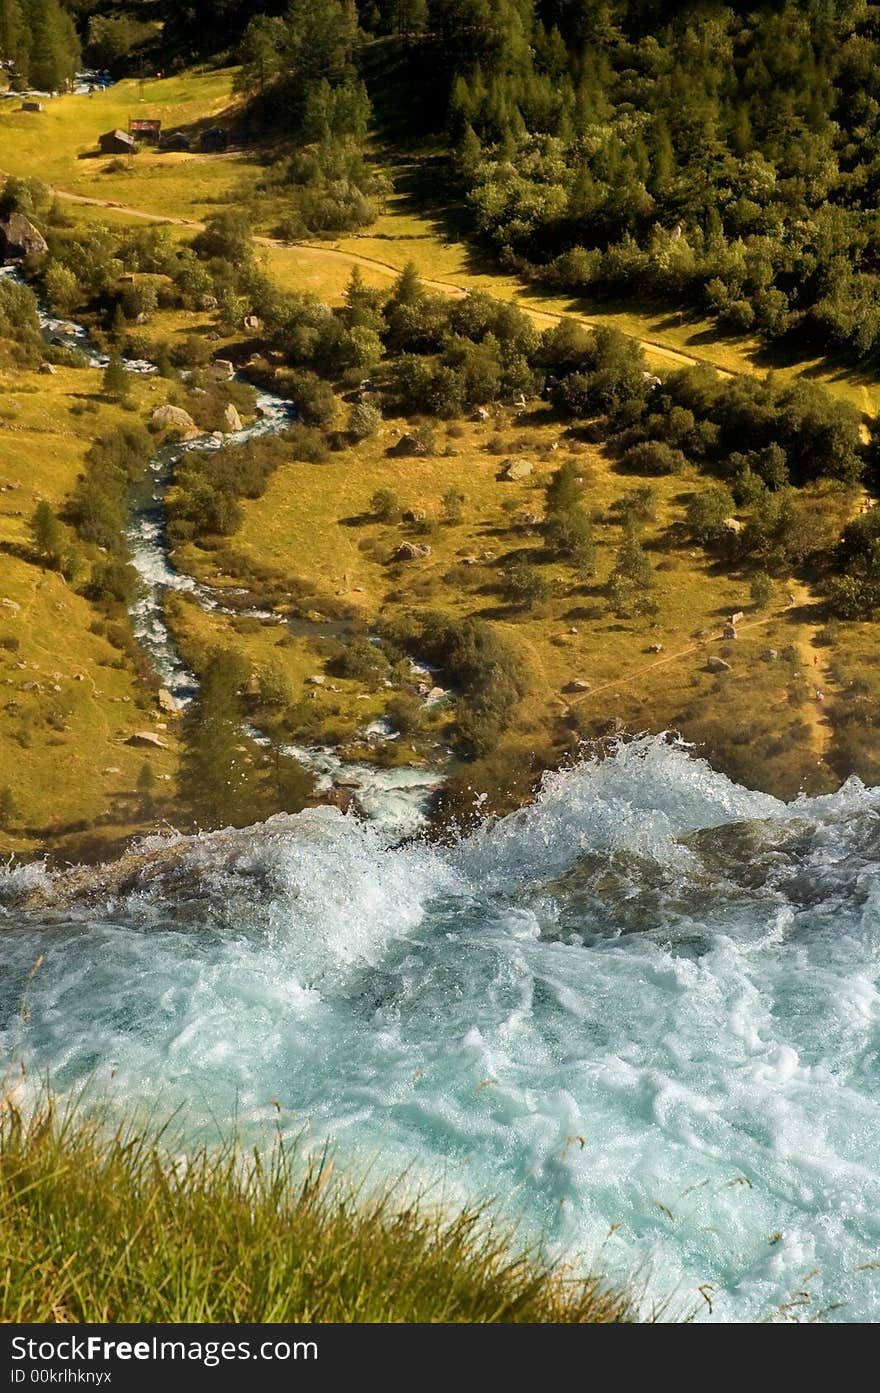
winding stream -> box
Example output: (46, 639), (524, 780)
(24, 275), (443, 834)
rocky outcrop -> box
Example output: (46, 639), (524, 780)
(0, 210), (48, 263)
(706, 656), (731, 672)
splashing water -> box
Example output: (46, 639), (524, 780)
(2, 736), (879, 1322)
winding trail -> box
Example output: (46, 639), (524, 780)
(37, 186), (725, 376)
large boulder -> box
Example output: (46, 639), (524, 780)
(0, 210), (48, 263)
(388, 432), (427, 457)
(394, 541), (431, 561)
(501, 458), (533, 481)
(706, 656), (731, 673)
(222, 402), (243, 433)
(125, 731), (168, 748)
(151, 404), (199, 439)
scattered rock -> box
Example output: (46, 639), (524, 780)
(472, 406), (490, 422)
(38, 362), (57, 375)
(102, 767), (121, 775)
(460, 555), (479, 566)
(388, 432), (427, 457)
(305, 674), (326, 686)
(222, 402), (243, 433)
(722, 516), (743, 534)
(196, 294), (218, 311)
(762, 648), (779, 661)
(125, 731), (168, 748)
(648, 642), (664, 653)
(706, 656), (731, 672)
(563, 678), (591, 693)
(730, 611), (745, 625)
(722, 623), (738, 640)
(394, 541), (431, 561)
(243, 315), (261, 331)
(500, 458), (533, 481)
(401, 508), (426, 523)
(157, 688), (179, 713)
(0, 598), (20, 612)
(151, 404), (198, 438)
(210, 359), (235, 381)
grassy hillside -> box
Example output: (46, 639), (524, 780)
(0, 361), (181, 855)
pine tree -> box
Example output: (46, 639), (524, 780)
(29, 499), (62, 566)
(102, 353), (129, 401)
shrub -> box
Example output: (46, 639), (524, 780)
(348, 400), (381, 440)
(371, 489), (400, 522)
(621, 440), (687, 476)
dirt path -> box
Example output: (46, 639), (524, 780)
(36, 186), (722, 375)
(786, 579), (833, 760)
(562, 587), (829, 741)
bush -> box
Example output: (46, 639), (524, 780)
(504, 563), (550, 609)
(621, 440), (687, 476)
(371, 489), (400, 522)
(348, 400), (381, 440)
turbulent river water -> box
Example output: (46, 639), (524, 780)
(2, 738), (880, 1322)
(2, 275), (880, 1323)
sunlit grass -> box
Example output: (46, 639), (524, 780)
(0, 1094), (632, 1323)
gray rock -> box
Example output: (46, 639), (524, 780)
(501, 458), (533, 481)
(305, 674), (326, 686)
(648, 642), (664, 653)
(125, 731), (168, 748)
(157, 688), (180, 714)
(722, 623), (738, 640)
(563, 678), (591, 692)
(707, 656), (731, 673)
(0, 210), (48, 262)
(394, 541), (432, 561)
(388, 432), (427, 457)
(151, 404), (198, 438)
(38, 362), (57, 375)
(210, 359), (235, 380)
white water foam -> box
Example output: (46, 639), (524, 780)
(2, 737), (879, 1321)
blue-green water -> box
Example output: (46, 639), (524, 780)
(2, 736), (879, 1321)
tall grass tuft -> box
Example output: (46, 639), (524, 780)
(0, 1095), (632, 1323)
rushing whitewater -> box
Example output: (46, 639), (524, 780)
(2, 736), (880, 1322)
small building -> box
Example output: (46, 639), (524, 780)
(99, 128), (135, 155)
(129, 118), (161, 143)
(200, 126), (228, 153)
(21, 100), (43, 113)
